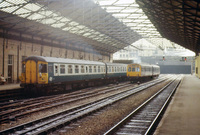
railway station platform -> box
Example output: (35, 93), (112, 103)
(154, 75), (200, 135)
(0, 83), (21, 91)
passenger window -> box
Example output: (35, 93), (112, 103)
(39, 64), (47, 73)
(89, 66), (92, 73)
(112, 67), (114, 72)
(94, 66), (97, 73)
(128, 67), (131, 72)
(101, 67), (104, 73)
(60, 65), (65, 74)
(98, 66), (100, 73)
(68, 65), (72, 74)
(81, 65), (85, 73)
(132, 67), (135, 72)
(86, 66), (88, 73)
(55, 65), (58, 74)
(109, 67), (111, 72)
(75, 65), (79, 73)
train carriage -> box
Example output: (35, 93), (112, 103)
(127, 63), (160, 83)
(19, 56), (128, 94)
(20, 56), (106, 91)
(105, 63), (127, 83)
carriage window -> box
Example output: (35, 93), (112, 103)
(81, 65), (85, 73)
(128, 67), (131, 72)
(89, 66), (92, 73)
(98, 66), (100, 73)
(68, 65), (72, 74)
(39, 64), (47, 73)
(94, 66), (97, 73)
(86, 66), (88, 73)
(75, 65), (79, 73)
(22, 63), (25, 73)
(101, 67), (104, 72)
(112, 67), (114, 72)
(109, 67), (111, 72)
(55, 65), (58, 74)
(60, 65), (65, 74)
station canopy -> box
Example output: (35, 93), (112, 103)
(0, 0), (199, 55)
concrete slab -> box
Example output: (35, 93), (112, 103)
(0, 83), (21, 91)
(154, 75), (200, 135)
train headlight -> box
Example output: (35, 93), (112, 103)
(39, 73), (42, 78)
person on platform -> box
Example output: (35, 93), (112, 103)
(0, 74), (6, 85)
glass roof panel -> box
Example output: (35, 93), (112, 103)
(115, 0), (135, 5)
(0, 0), (126, 48)
(51, 23), (65, 28)
(93, 0), (184, 50)
(1, 6), (18, 13)
(0, 1), (12, 7)
(93, 0), (162, 38)
(24, 3), (41, 11)
(14, 8), (30, 15)
(27, 13), (45, 20)
(6, 0), (26, 4)
(42, 19), (57, 24)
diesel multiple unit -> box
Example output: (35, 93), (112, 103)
(20, 56), (160, 93)
(20, 56), (127, 92)
(127, 63), (160, 83)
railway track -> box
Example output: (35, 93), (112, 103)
(104, 75), (182, 135)
(0, 82), (133, 124)
(0, 75), (171, 134)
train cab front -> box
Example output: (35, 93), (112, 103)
(19, 57), (48, 89)
(127, 64), (141, 83)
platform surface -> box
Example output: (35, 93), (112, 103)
(154, 75), (200, 135)
(0, 83), (21, 91)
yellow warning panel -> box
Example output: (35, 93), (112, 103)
(26, 60), (37, 84)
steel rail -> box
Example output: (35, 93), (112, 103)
(0, 75), (171, 134)
(104, 75), (182, 135)
(0, 82), (134, 123)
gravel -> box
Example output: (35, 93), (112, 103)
(58, 80), (170, 135)
(0, 79), (170, 134)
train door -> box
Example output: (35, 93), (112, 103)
(25, 60), (37, 84)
